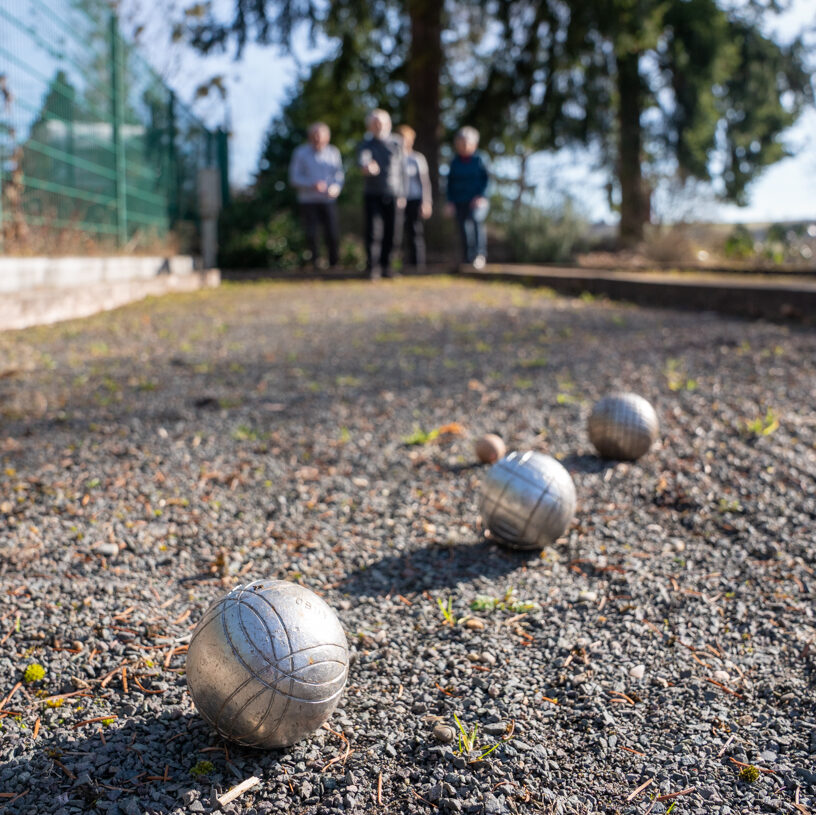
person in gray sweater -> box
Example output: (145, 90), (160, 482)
(288, 122), (344, 269)
(396, 124), (432, 270)
(356, 109), (406, 279)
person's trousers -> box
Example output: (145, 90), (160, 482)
(364, 194), (397, 273)
(299, 201), (339, 266)
(454, 201), (486, 263)
(403, 199), (426, 268)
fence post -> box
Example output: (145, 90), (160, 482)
(167, 91), (178, 224)
(109, 15), (127, 246)
(198, 167), (221, 269)
(217, 128), (229, 207)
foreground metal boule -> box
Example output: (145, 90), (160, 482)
(186, 579), (349, 748)
(480, 451), (576, 550)
(588, 392), (658, 460)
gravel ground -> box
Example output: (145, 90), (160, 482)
(1, 277), (815, 815)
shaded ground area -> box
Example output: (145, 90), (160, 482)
(0, 277), (815, 815)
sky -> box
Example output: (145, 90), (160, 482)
(125, 0), (816, 225)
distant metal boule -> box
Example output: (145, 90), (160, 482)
(480, 451), (576, 550)
(186, 580), (349, 748)
(588, 392), (658, 460)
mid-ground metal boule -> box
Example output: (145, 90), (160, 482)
(588, 392), (658, 460)
(480, 451), (576, 550)
(186, 580), (349, 748)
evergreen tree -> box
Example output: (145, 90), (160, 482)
(466, 0), (813, 242)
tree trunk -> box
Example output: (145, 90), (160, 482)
(513, 152), (531, 213)
(405, 0), (443, 198)
(616, 50), (649, 245)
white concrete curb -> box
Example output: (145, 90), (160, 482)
(0, 255), (197, 293)
(0, 256), (219, 331)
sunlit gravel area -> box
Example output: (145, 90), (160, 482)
(1, 277), (815, 815)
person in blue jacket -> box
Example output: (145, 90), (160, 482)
(445, 126), (489, 268)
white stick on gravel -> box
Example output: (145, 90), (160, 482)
(216, 776), (261, 806)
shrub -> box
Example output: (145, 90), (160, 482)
(723, 224), (755, 260)
(503, 202), (589, 263)
(642, 224), (699, 264)
(339, 234), (366, 271)
(219, 208), (307, 270)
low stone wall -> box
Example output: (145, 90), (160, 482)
(0, 256), (219, 331)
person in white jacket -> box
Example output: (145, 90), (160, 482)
(396, 125), (432, 270)
(288, 122), (344, 269)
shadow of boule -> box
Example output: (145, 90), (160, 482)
(339, 539), (542, 598)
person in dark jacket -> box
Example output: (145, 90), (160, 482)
(396, 124), (433, 270)
(445, 126), (489, 268)
(356, 109), (406, 279)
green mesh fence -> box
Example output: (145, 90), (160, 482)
(0, 0), (228, 253)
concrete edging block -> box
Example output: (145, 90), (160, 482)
(0, 255), (196, 294)
(0, 257), (218, 331)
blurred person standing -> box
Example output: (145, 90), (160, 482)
(288, 122), (344, 269)
(445, 126), (489, 268)
(396, 124), (432, 271)
(356, 109), (406, 279)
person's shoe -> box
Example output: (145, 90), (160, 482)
(473, 255), (486, 270)
(367, 267), (381, 281)
(383, 269), (401, 279)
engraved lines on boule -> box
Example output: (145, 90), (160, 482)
(622, 397), (644, 453)
(187, 599), (230, 697)
(484, 456), (524, 544)
(229, 586), (294, 744)
(204, 592), (273, 740)
(485, 458), (512, 540)
(612, 397), (631, 456)
(189, 597), (226, 651)
(224, 588), (347, 687)
(505, 455), (554, 544)
(187, 596), (239, 734)
(212, 588), (346, 745)
(517, 463), (559, 548)
(594, 395), (641, 457)
(238, 590), (346, 743)
(599, 398), (615, 454)
(215, 586), (297, 744)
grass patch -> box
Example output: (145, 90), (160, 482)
(740, 408), (779, 438)
(437, 597), (458, 626)
(471, 587), (540, 614)
(404, 427), (440, 446)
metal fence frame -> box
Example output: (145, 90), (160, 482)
(0, 0), (228, 254)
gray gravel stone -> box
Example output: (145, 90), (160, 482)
(433, 724), (456, 743)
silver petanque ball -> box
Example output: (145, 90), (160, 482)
(186, 579), (349, 749)
(480, 451), (576, 550)
(588, 392), (658, 460)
